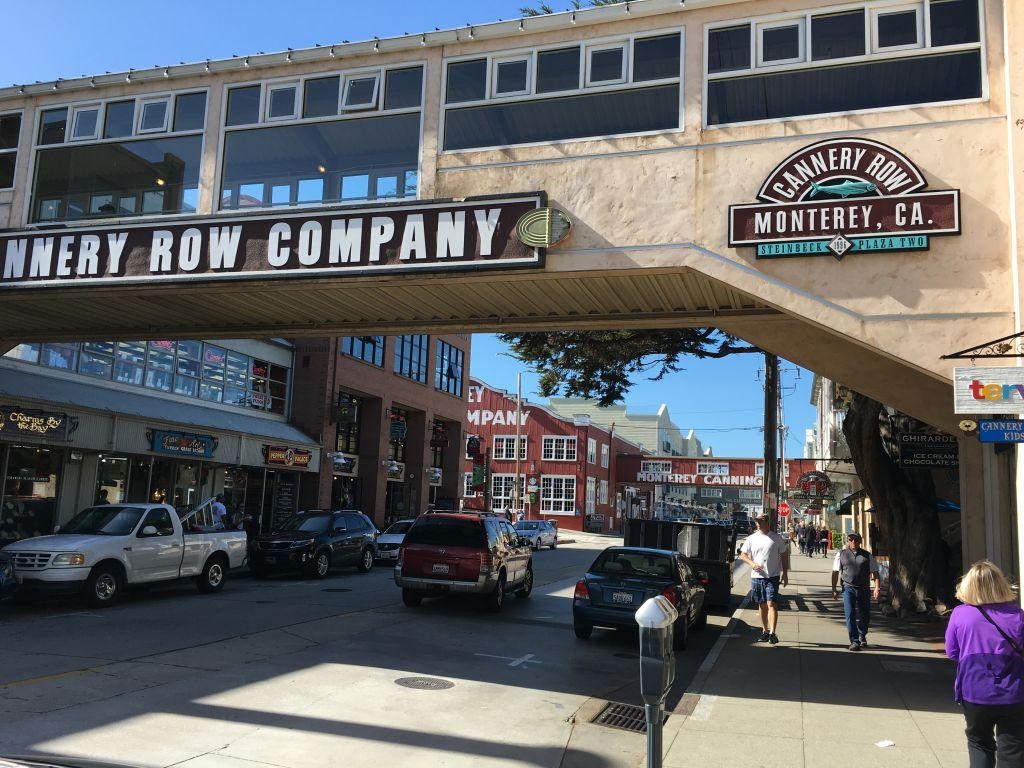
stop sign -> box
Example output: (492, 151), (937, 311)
(778, 502), (791, 517)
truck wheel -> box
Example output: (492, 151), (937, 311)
(516, 567), (534, 598)
(402, 588), (422, 607)
(83, 564), (123, 608)
(573, 620), (593, 640)
(197, 556), (227, 593)
(694, 604), (708, 630)
(485, 573), (506, 612)
(673, 616), (689, 650)
(357, 547), (374, 573)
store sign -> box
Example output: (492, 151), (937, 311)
(954, 366), (1024, 414)
(978, 419), (1024, 443)
(427, 467), (442, 487)
(729, 138), (960, 260)
(793, 471), (833, 499)
(896, 433), (959, 468)
(0, 407), (74, 441)
(150, 429), (216, 458)
(0, 194), (544, 288)
(264, 445), (313, 468)
(331, 453), (358, 475)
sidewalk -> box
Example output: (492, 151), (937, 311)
(657, 551), (965, 767)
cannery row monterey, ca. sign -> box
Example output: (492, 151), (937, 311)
(0, 194), (546, 288)
(729, 138), (961, 260)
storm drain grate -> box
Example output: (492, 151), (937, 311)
(591, 702), (667, 733)
(322, 588), (352, 593)
(394, 676), (455, 690)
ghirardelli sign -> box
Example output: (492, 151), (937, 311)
(0, 194), (544, 288)
(728, 138), (960, 260)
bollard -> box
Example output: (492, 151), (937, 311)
(635, 595), (678, 768)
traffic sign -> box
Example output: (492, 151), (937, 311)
(778, 502), (791, 517)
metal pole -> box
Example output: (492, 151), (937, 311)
(515, 372), (522, 518)
(483, 447), (491, 514)
(645, 704), (664, 768)
(778, 375), (786, 533)
(763, 352), (780, 530)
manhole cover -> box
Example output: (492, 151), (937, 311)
(322, 588), (352, 593)
(591, 702), (667, 733)
(395, 676), (455, 690)
(614, 653), (639, 660)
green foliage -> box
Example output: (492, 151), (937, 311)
(519, 0), (624, 16)
(497, 329), (759, 406)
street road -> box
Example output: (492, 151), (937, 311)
(0, 536), (739, 768)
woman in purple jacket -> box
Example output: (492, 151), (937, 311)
(945, 560), (1024, 767)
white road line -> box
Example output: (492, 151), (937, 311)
(474, 652), (542, 668)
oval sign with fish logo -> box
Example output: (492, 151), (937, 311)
(728, 138), (960, 260)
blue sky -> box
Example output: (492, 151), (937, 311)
(2, 1), (818, 457)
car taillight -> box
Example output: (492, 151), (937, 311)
(574, 579), (590, 601)
(661, 585), (680, 603)
(480, 552), (492, 573)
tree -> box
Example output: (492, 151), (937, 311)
(520, 0), (624, 16)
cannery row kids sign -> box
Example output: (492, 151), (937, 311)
(729, 138), (960, 260)
(0, 194), (545, 288)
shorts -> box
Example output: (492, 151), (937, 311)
(750, 576), (780, 605)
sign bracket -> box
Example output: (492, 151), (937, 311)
(941, 330), (1024, 361)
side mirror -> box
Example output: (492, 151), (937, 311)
(141, 525), (159, 537)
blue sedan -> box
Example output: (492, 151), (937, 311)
(572, 546), (708, 649)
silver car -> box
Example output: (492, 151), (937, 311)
(374, 519), (415, 562)
(514, 519), (558, 550)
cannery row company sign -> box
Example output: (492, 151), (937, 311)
(0, 194), (545, 288)
(0, 406), (75, 441)
(729, 138), (960, 260)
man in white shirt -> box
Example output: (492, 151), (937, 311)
(738, 512), (790, 644)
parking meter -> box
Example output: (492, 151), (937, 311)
(636, 596), (678, 768)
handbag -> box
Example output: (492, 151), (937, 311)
(976, 605), (1024, 657)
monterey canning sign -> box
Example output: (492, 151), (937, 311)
(729, 138), (960, 260)
(0, 194), (543, 288)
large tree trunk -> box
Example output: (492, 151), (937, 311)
(842, 394), (951, 614)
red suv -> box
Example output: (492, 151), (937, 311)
(394, 513), (533, 611)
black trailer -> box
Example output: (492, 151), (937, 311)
(624, 519), (736, 609)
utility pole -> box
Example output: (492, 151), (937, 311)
(778, 382), (786, 530)
(514, 373), (522, 519)
(763, 352), (780, 531)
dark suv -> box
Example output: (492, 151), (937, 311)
(250, 510), (377, 578)
(394, 513), (533, 611)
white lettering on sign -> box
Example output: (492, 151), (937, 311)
(636, 472), (761, 486)
(466, 409), (530, 426)
(467, 385), (485, 404)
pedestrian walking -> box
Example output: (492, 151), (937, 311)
(945, 560), (1024, 768)
(817, 526), (829, 555)
(738, 511), (790, 645)
(831, 532), (881, 650)
(211, 494), (229, 528)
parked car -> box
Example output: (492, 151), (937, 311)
(572, 546), (707, 649)
(0, 502), (247, 607)
(394, 513), (533, 611)
(375, 519), (415, 562)
(250, 509), (376, 578)
(514, 519), (558, 550)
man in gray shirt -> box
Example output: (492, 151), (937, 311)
(831, 532), (881, 651)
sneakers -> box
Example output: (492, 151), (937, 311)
(768, 633), (779, 645)
(757, 630), (771, 642)
(859, 638), (869, 649)
(849, 642), (861, 651)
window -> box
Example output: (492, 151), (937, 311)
(267, 83), (298, 120)
(446, 59), (488, 103)
(41, 342), (78, 370)
(173, 92), (207, 132)
(138, 98), (169, 133)
(394, 334), (428, 384)
(384, 67), (424, 110)
(226, 85), (261, 126)
(587, 44), (626, 86)
(642, 460), (673, 474)
(701, 487), (724, 498)
(587, 438), (597, 464)
(537, 47), (581, 93)
(872, 4), (923, 51)
(493, 57), (530, 96)
(541, 476), (576, 514)
(464, 472), (477, 497)
(739, 489), (762, 500)
(601, 444), (609, 468)
(39, 108), (68, 145)
(586, 477), (596, 514)
(492, 474), (525, 511)
(599, 480), (609, 505)
(707, 25), (751, 73)
(930, 0), (979, 46)
(812, 10), (866, 60)
(493, 436), (527, 461)
(341, 336), (385, 367)
(103, 100), (135, 138)
(633, 33), (682, 81)
(343, 74), (379, 110)
(304, 75), (341, 118)
(435, 341), (464, 397)
(542, 436), (577, 461)
(70, 106), (101, 141)
(758, 20), (804, 65)
(0, 112), (20, 188)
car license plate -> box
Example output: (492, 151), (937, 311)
(431, 563), (450, 574)
(611, 591), (634, 604)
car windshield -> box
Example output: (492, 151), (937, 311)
(276, 514), (330, 533)
(383, 521), (413, 535)
(404, 518), (485, 548)
(60, 506), (147, 536)
(591, 550), (676, 579)
(515, 521), (540, 531)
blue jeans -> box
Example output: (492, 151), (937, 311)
(842, 584), (871, 643)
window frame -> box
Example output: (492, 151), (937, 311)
(493, 435), (528, 461)
(342, 71), (381, 111)
(601, 443), (610, 468)
(541, 435), (577, 462)
(264, 80), (300, 122)
(136, 97), (171, 134)
(492, 55), (533, 98)
(0, 109), (22, 190)
(69, 104), (102, 142)
(587, 438), (597, 464)
(586, 42), (629, 86)
(870, 2), (925, 53)
(540, 475), (577, 514)
(756, 18), (806, 67)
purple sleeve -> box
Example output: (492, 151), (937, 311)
(945, 611), (961, 661)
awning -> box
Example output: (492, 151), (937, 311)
(837, 489), (867, 516)
(0, 364), (318, 446)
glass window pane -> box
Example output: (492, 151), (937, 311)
(238, 182), (265, 207)
(226, 352), (248, 386)
(173, 92), (207, 131)
(174, 375), (198, 397)
(37, 199), (60, 220)
(446, 59), (487, 103)
(537, 47), (580, 93)
(297, 178), (323, 203)
(71, 109), (99, 140)
(117, 341), (146, 364)
(226, 85), (261, 126)
(199, 381), (223, 402)
(67, 198), (85, 218)
(403, 170), (418, 197)
(268, 86), (297, 118)
(39, 108), (68, 144)
(83, 341), (114, 356)
(708, 25), (751, 73)
(147, 341), (175, 370)
(342, 174), (369, 200)
(762, 25), (801, 62)
(812, 11), (866, 61)
(633, 33), (681, 81)
(878, 10), (919, 48)
(344, 77), (377, 107)
(590, 48), (624, 83)
(384, 67), (423, 109)
(271, 184), (291, 205)
(41, 342), (77, 369)
(0, 113), (20, 150)
(118, 196), (136, 214)
(0, 155), (15, 188)
(89, 194), (114, 215)
(104, 100), (135, 138)
(304, 75), (340, 118)
(930, 0), (979, 46)
(376, 175), (398, 199)
(114, 361), (143, 385)
(79, 351), (113, 378)
(496, 60), (528, 94)
(144, 367), (172, 391)
(177, 340), (201, 360)
(182, 187), (198, 212)
(5, 343), (40, 363)
(224, 385), (247, 406)
(140, 101), (168, 131)
(203, 344), (226, 380)
(142, 190), (164, 212)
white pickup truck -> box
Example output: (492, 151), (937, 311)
(0, 501), (247, 607)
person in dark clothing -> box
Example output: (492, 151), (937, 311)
(831, 532), (881, 650)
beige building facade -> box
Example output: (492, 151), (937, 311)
(0, 0), (1021, 591)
